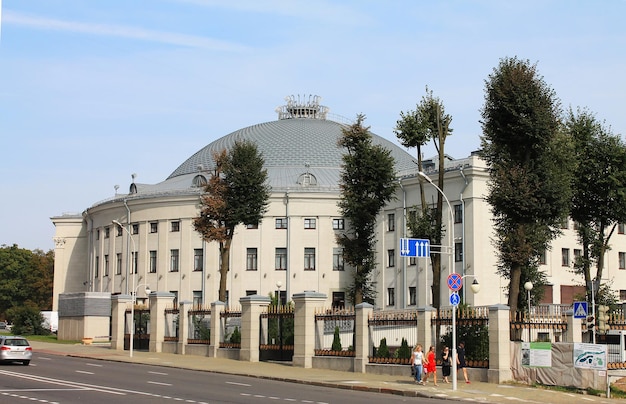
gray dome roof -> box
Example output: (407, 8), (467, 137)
(168, 117), (418, 190)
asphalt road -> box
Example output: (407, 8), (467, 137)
(0, 352), (445, 404)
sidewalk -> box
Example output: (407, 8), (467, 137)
(30, 341), (616, 403)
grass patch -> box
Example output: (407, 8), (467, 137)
(20, 334), (80, 345)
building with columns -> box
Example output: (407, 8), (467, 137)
(51, 96), (626, 313)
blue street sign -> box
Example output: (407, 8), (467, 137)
(399, 238), (430, 257)
(573, 301), (588, 319)
(450, 291), (460, 306)
(447, 273), (463, 291)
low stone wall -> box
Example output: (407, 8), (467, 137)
(311, 356), (354, 372)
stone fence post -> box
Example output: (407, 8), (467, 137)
(354, 303), (374, 373)
(292, 292), (327, 368)
(111, 294), (132, 350)
(563, 309), (582, 343)
(209, 301), (226, 357)
(240, 295), (271, 362)
(148, 292), (176, 353)
(417, 306), (436, 350)
(488, 304), (512, 383)
(177, 300), (192, 355)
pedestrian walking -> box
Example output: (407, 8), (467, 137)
(410, 343), (425, 384)
(457, 341), (470, 383)
(441, 346), (451, 383)
(422, 345), (437, 386)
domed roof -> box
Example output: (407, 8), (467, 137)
(167, 97), (418, 190)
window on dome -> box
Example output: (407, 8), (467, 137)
(129, 183), (137, 194)
(297, 173), (317, 186)
(192, 174), (208, 188)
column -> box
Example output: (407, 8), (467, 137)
(488, 304), (512, 383)
(148, 292), (176, 353)
(292, 292), (327, 368)
(111, 294), (132, 350)
(354, 303), (374, 373)
(177, 300), (192, 355)
(239, 295), (271, 362)
(563, 309), (582, 343)
(417, 306), (436, 350)
(209, 301), (226, 357)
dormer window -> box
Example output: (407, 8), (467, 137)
(192, 174), (208, 187)
(297, 172), (317, 186)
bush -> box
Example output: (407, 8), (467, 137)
(7, 306), (48, 336)
(229, 327), (241, 344)
(331, 326), (342, 351)
(376, 337), (390, 358)
(395, 338), (411, 359)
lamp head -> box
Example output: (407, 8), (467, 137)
(276, 281), (282, 289)
(470, 279), (480, 294)
(145, 286), (151, 295)
(524, 281), (533, 291)
(112, 219), (122, 226)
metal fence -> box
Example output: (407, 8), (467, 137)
(314, 308), (355, 355)
(434, 306), (489, 367)
(219, 307), (241, 348)
(188, 306), (211, 344)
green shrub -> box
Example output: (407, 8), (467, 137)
(229, 327), (241, 343)
(376, 337), (390, 358)
(7, 306), (47, 336)
(331, 326), (342, 351)
(395, 338), (411, 359)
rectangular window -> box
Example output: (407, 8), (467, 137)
(332, 218), (345, 230)
(116, 253), (122, 275)
(560, 218), (568, 229)
(561, 248), (570, 267)
(409, 256), (417, 266)
(454, 204), (463, 223)
(247, 248), (258, 271)
(132, 252), (138, 274)
(304, 248), (316, 270)
(246, 223), (258, 229)
(192, 291), (202, 307)
(454, 242), (463, 262)
(409, 286), (416, 306)
(275, 218), (288, 229)
(95, 256), (99, 278)
(387, 213), (395, 231)
(132, 223), (139, 235)
(620, 290), (626, 301)
(387, 249), (395, 267)
(304, 218), (316, 229)
(539, 249), (547, 265)
(171, 221), (180, 232)
(116, 225), (123, 237)
(194, 249), (203, 271)
(150, 222), (158, 233)
(620, 223), (625, 234)
(105, 227), (110, 239)
(246, 290), (257, 296)
(574, 249), (582, 267)
(170, 249), (179, 272)
(149, 251), (157, 273)
(96, 229), (100, 240)
(620, 252), (626, 270)
(104, 255), (109, 276)
(275, 248), (287, 270)
(333, 248), (344, 271)
(332, 292), (345, 309)
(387, 288), (395, 306)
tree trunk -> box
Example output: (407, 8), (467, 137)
(508, 263), (521, 340)
(218, 238), (232, 303)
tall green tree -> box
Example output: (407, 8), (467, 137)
(566, 107), (626, 301)
(193, 141), (271, 303)
(337, 115), (397, 305)
(480, 57), (574, 317)
(395, 87), (451, 309)
(0, 245), (54, 320)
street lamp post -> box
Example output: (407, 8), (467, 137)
(276, 281), (283, 357)
(524, 281), (533, 343)
(451, 276), (480, 391)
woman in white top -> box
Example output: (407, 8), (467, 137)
(410, 343), (425, 384)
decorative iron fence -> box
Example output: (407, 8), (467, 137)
(188, 306), (211, 344)
(219, 307), (241, 348)
(260, 304), (294, 361)
(368, 310), (417, 364)
(434, 306), (489, 368)
(510, 310), (567, 343)
(314, 307), (355, 357)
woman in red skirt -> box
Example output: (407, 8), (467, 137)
(422, 345), (438, 386)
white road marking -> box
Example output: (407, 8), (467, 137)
(226, 381), (251, 387)
(86, 363), (103, 367)
(147, 381), (172, 386)
(148, 371), (168, 375)
(75, 370), (94, 375)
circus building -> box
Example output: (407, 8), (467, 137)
(52, 95), (619, 324)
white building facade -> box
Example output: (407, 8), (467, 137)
(51, 97), (626, 312)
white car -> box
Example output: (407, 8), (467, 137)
(0, 336), (32, 365)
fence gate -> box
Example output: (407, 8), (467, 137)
(259, 306), (294, 361)
(124, 309), (150, 351)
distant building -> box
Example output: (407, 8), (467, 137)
(51, 96), (625, 312)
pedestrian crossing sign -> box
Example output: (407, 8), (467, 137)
(573, 301), (588, 319)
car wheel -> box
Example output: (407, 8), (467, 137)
(22, 361), (30, 366)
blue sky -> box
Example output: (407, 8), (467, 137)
(1, 0), (624, 251)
